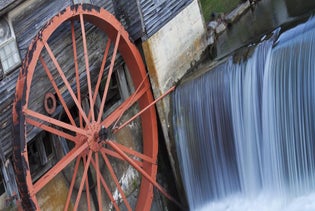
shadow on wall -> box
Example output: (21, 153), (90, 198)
(214, 0), (315, 58)
(285, 0), (315, 17)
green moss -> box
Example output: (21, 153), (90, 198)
(132, 179), (138, 190)
(200, 0), (240, 22)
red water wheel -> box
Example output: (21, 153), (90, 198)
(11, 4), (173, 210)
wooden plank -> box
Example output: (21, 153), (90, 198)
(113, 0), (143, 40)
(0, 0), (23, 16)
(140, 0), (193, 39)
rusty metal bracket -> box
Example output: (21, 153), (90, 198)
(44, 92), (57, 115)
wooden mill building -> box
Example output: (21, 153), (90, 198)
(0, 0), (206, 209)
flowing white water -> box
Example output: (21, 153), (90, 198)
(173, 17), (315, 211)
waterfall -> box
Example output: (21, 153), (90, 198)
(173, 17), (315, 211)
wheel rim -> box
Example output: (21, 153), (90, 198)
(13, 4), (158, 210)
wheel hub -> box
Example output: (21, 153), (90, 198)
(87, 124), (109, 152)
(87, 123), (100, 152)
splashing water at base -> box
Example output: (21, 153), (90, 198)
(199, 192), (315, 211)
(173, 17), (315, 211)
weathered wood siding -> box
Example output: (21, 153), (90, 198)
(12, 0), (72, 59)
(0, 70), (18, 156)
(113, 0), (143, 41)
(140, 0), (193, 39)
(0, 0), (23, 16)
(0, 0), (15, 9)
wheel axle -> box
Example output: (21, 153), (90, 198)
(99, 126), (108, 142)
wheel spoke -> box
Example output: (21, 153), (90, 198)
(114, 86), (175, 133)
(107, 142), (155, 165)
(44, 41), (90, 125)
(101, 148), (143, 168)
(87, 39), (112, 123)
(95, 152), (102, 210)
(90, 156), (120, 210)
(101, 82), (149, 128)
(83, 155), (92, 211)
(112, 73), (149, 129)
(80, 14), (95, 123)
(64, 156), (81, 211)
(100, 150), (132, 211)
(74, 150), (92, 210)
(24, 109), (87, 136)
(71, 20), (83, 128)
(97, 33), (121, 124)
(39, 56), (76, 126)
(32, 142), (88, 195)
(106, 140), (184, 210)
(26, 117), (78, 143)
